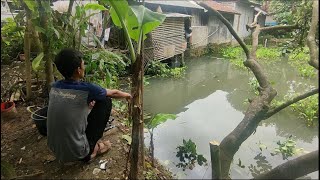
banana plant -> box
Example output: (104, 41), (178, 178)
(102, 0), (165, 178)
(146, 113), (177, 167)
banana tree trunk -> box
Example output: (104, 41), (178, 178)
(38, 0), (54, 92)
(24, 7), (32, 100)
(129, 52), (143, 179)
(139, 36), (145, 169)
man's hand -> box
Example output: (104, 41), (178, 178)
(123, 92), (132, 100)
(107, 89), (132, 100)
(89, 100), (96, 109)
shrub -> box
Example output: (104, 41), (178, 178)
(1, 18), (24, 64)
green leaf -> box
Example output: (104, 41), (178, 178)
(122, 134), (132, 145)
(24, 0), (37, 12)
(35, 26), (46, 34)
(53, 28), (60, 39)
(108, 0), (130, 28)
(32, 52), (44, 71)
(149, 114), (177, 129)
(75, 5), (81, 18)
(105, 68), (111, 86)
(108, 1), (165, 42)
(84, 3), (107, 11)
(130, 5), (166, 41)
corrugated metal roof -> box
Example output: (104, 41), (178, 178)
(200, 1), (240, 14)
(164, 13), (192, 18)
(144, 0), (206, 10)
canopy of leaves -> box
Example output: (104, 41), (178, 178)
(106, 0), (165, 42)
(269, 0), (315, 48)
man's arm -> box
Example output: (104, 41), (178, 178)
(106, 89), (132, 99)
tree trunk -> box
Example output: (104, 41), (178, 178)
(38, 0), (54, 92)
(139, 35), (145, 169)
(150, 131), (155, 167)
(129, 53), (143, 180)
(24, 8), (32, 100)
(254, 150), (319, 179)
(307, 0), (319, 70)
(29, 25), (42, 53)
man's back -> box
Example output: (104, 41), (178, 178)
(47, 81), (92, 162)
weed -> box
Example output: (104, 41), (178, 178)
(288, 48), (316, 78)
(248, 77), (259, 95)
(175, 139), (208, 171)
(272, 136), (304, 160)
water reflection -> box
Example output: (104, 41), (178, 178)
(248, 153), (273, 178)
(144, 57), (319, 179)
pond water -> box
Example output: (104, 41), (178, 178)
(143, 56), (319, 179)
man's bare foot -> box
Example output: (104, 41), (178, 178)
(90, 140), (112, 159)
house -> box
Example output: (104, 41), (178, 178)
(195, 1), (241, 46)
(143, 13), (192, 67)
(144, 1), (207, 64)
(215, 0), (266, 39)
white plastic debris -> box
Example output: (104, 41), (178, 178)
(99, 159), (108, 170)
(93, 168), (101, 175)
(21, 146), (26, 150)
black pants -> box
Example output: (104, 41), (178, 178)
(82, 97), (112, 162)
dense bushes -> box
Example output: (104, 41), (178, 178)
(1, 18), (24, 64)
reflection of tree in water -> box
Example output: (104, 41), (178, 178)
(227, 89), (318, 143)
(248, 153), (273, 178)
(262, 111), (318, 143)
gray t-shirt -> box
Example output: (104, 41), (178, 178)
(47, 80), (106, 162)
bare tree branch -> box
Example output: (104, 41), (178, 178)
(244, 12), (271, 88)
(307, 0), (319, 70)
(252, 11), (262, 26)
(260, 24), (299, 32)
(198, 2), (250, 59)
(254, 150), (319, 179)
(264, 88), (319, 119)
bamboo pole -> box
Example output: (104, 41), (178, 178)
(210, 141), (221, 179)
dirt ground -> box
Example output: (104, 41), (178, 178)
(1, 62), (172, 179)
(1, 102), (173, 179)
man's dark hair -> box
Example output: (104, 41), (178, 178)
(54, 48), (83, 79)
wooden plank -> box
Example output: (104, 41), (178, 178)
(210, 141), (221, 179)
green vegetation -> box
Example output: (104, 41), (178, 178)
(221, 45), (284, 69)
(83, 48), (129, 89)
(146, 60), (186, 78)
(272, 137), (304, 160)
(257, 136), (304, 160)
(1, 160), (16, 179)
(248, 77), (259, 95)
(290, 95), (318, 127)
(288, 48), (316, 78)
(271, 88), (318, 127)
(221, 45), (315, 78)
(145, 113), (177, 166)
(175, 139), (207, 171)
(256, 47), (281, 61)
(1, 18), (24, 64)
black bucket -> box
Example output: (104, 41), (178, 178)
(31, 107), (48, 136)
